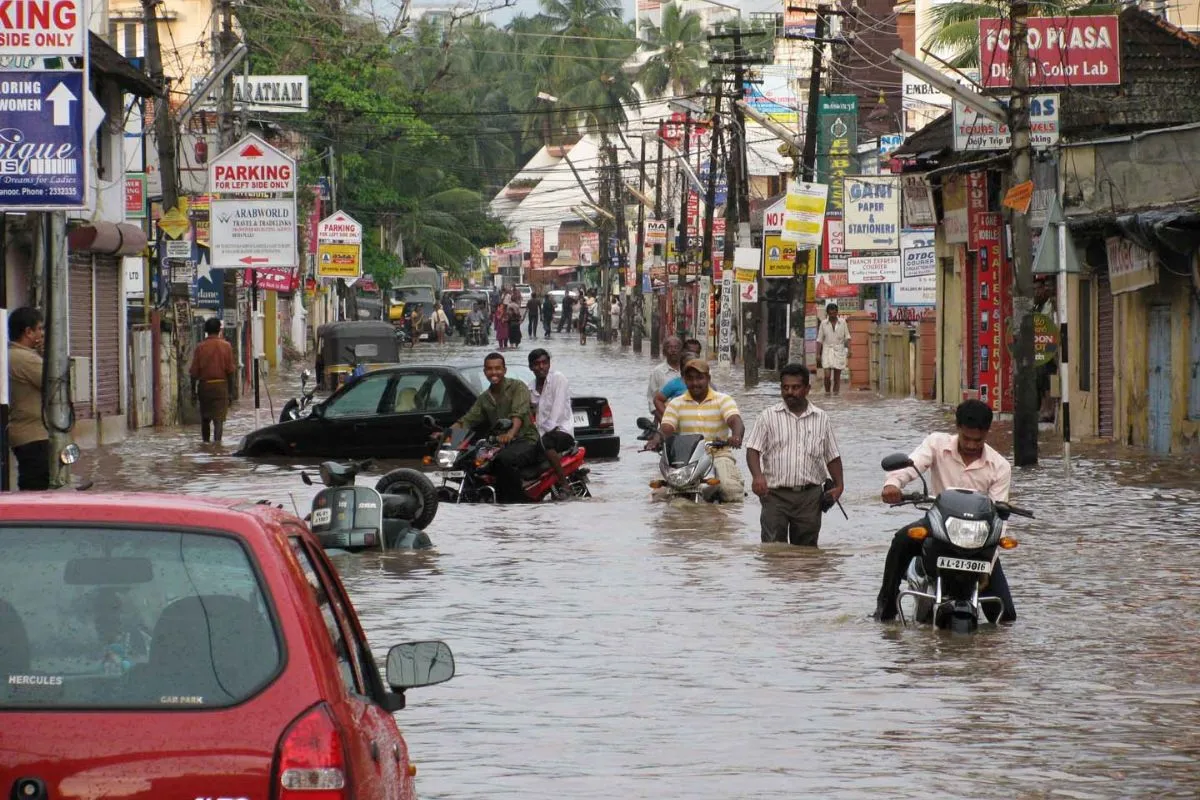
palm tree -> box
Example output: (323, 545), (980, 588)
(639, 3), (708, 97)
(391, 186), (492, 273)
(536, 0), (626, 39)
(925, 0), (1120, 67)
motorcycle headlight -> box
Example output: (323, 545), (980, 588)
(666, 465), (699, 486)
(945, 518), (991, 549)
(436, 450), (457, 468)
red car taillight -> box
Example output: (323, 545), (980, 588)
(276, 704), (349, 800)
(600, 403), (614, 428)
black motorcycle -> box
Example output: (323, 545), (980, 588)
(881, 452), (1033, 633)
(279, 369), (318, 423)
(303, 459), (439, 552)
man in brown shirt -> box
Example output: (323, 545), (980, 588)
(189, 317), (236, 443)
(7, 307), (49, 489)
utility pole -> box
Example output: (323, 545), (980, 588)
(675, 108), (693, 321)
(700, 87), (723, 279)
(598, 140), (614, 342)
(651, 133), (664, 359)
(1009, 0), (1038, 465)
(633, 135), (647, 354)
(44, 215), (70, 487)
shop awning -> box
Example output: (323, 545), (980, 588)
(1067, 202), (1200, 254)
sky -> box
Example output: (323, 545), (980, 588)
(416, 0), (783, 28)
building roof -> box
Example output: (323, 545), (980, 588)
(895, 8), (1200, 160)
(89, 32), (159, 97)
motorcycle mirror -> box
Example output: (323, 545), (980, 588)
(880, 453), (914, 472)
(635, 417), (656, 431)
(422, 415), (438, 429)
(301, 472), (313, 486)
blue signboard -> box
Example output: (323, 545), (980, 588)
(191, 247), (224, 310)
(0, 71), (87, 209)
(699, 163), (728, 207)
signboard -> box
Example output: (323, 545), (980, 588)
(762, 196), (786, 235)
(211, 198), (298, 268)
(125, 173), (146, 218)
(530, 228), (545, 271)
(1105, 235), (1159, 294)
(209, 134), (297, 194)
(123, 256), (143, 298)
(814, 271), (859, 299)
(816, 95), (857, 214)
(843, 175), (901, 251)
(901, 174), (936, 228)
(975, 231), (1010, 412)
(0, 0), (85, 55)
(763, 235), (798, 278)
(979, 16), (1120, 88)
(1034, 313), (1059, 366)
(879, 134), (904, 155)
(165, 239), (191, 260)
(894, 230), (936, 306)
(0, 70), (87, 208)
(192, 264), (224, 310)
(646, 219), (668, 244)
(742, 65), (800, 124)
(848, 253), (902, 284)
(254, 268), (298, 293)
(953, 94), (1060, 151)
(822, 216), (847, 272)
(739, 280), (759, 302)
(316, 243), (360, 278)
(966, 172), (990, 251)
(317, 209), (362, 244)
(717, 272), (733, 363)
(942, 173), (969, 245)
(191, 75), (309, 113)
(780, 180), (828, 246)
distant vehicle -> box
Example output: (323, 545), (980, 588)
(237, 362), (621, 460)
(396, 266), (443, 293)
(512, 284), (533, 304)
(0, 492), (455, 800)
(388, 285), (437, 328)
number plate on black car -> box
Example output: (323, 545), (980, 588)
(937, 556), (993, 574)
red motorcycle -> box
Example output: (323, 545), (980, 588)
(412, 416), (592, 503)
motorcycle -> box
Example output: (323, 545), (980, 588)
(420, 416), (591, 503)
(302, 459), (439, 552)
(881, 452), (1034, 633)
(393, 326), (415, 348)
(465, 320), (488, 345)
(636, 417), (726, 503)
(279, 369), (318, 423)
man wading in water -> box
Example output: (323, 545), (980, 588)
(189, 317), (237, 443)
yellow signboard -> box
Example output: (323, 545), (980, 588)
(735, 268), (758, 284)
(763, 235), (798, 277)
(316, 242), (362, 278)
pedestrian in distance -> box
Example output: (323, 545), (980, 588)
(507, 294), (524, 348)
(7, 306), (50, 490)
(527, 292), (540, 339)
(189, 317), (237, 444)
(558, 291), (575, 332)
(745, 363), (844, 546)
(431, 304), (450, 345)
(494, 297), (509, 350)
(816, 303), (851, 394)
(541, 293), (554, 338)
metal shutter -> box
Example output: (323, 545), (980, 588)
(1097, 269), (1114, 439)
(68, 252), (94, 418)
(94, 254), (121, 415)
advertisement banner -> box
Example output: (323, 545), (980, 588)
(954, 94), (1059, 150)
(530, 228), (545, 270)
(843, 175), (901, 251)
(780, 180), (828, 246)
(848, 253), (902, 284)
(942, 174), (969, 244)
(211, 198), (298, 268)
(763, 235), (798, 278)
(0, 70), (88, 209)
(966, 172), (990, 251)
(254, 268), (298, 292)
(814, 271), (860, 299)
(895, 229), (937, 306)
(1105, 235), (1159, 294)
(125, 174), (146, 219)
(816, 95), (858, 214)
(973, 219), (1011, 413)
(822, 216), (847, 272)
(742, 65), (800, 125)
(316, 243), (361, 278)
(979, 16), (1120, 88)
(901, 174), (937, 228)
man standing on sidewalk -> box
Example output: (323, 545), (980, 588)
(816, 303), (851, 394)
(189, 317), (237, 443)
(8, 307), (50, 490)
(746, 363), (844, 546)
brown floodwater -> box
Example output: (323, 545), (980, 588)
(75, 336), (1200, 799)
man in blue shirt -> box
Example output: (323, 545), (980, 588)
(652, 338), (702, 421)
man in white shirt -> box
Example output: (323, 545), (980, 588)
(874, 399), (1016, 622)
(646, 335), (683, 416)
(816, 303), (851, 394)
(746, 363), (844, 546)
(528, 348), (574, 497)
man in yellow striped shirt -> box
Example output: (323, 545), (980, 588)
(653, 359), (746, 502)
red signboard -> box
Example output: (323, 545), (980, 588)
(822, 215), (848, 272)
(966, 172), (989, 252)
(978, 16), (1121, 88)
(814, 271), (860, 299)
(254, 268), (298, 293)
(530, 228), (545, 270)
(973, 213), (1012, 413)
(125, 175), (145, 217)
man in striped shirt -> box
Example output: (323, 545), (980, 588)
(651, 359), (746, 502)
(745, 363), (844, 546)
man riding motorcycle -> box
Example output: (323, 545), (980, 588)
(874, 399), (1016, 622)
(436, 352), (540, 503)
(645, 358), (746, 503)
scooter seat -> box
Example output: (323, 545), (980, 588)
(519, 460), (551, 479)
(382, 493), (420, 519)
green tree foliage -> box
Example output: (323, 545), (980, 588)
(639, 4), (708, 98)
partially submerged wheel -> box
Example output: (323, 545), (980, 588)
(375, 468), (439, 529)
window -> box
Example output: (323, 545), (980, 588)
(1078, 277), (1092, 391)
(393, 373), (451, 413)
(324, 372), (390, 418)
(289, 538), (363, 695)
(1189, 293), (1200, 420)
(0, 526), (279, 708)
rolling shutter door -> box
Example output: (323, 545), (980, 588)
(68, 252), (94, 418)
(94, 255), (121, 415)
(1097, 269), (1114, 439)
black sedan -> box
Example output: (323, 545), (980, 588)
(236, 363), (620, 460)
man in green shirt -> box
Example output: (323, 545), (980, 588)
(446, 352), (541, 503)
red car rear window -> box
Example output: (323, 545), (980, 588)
(0, 526), (281, 709)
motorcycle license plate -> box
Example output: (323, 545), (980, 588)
(442, 470), (465, 479)
(572, 411), (589, 427)
(937, 556), (993, 574)
(311, 508), (332, 526)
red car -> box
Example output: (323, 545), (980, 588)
(0, 493), (454, 800)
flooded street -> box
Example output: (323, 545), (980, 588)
(79, 338), (1200, 799)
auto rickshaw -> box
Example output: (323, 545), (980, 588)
(452, 291), (491, 333)
(315, 321), (402, 390)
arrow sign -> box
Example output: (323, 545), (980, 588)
(47, 82), (78, 126)
(240, 256), (270, 265)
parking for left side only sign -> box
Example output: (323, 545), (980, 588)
(0, 71), (86, 208)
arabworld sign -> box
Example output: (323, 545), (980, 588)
(979, 16), (1120, 88)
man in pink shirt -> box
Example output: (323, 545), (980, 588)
(874, 400), (1016, 622)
